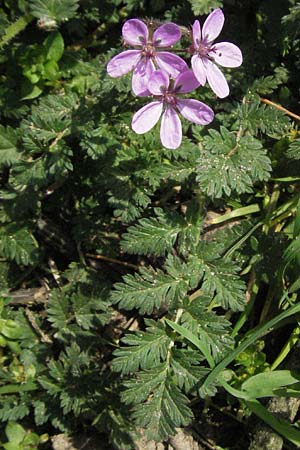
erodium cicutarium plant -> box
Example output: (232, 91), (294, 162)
(107, 8), (243, 148)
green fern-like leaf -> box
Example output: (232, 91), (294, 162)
(201, 258), (246, 311)
(0, 224), (39, 265)
(111, 255), (202, 314)
(122, 364), (193, 441)
(121, 203), (203, 256)
(121, 208), (182, 256)
(47, 280), (111, 340)
(188, 0), (223, 15)
(47, 290), (72, 338)
(0, 398), (29, 422)
(181, 297), (234, 362)
(29, 0), (79, 22)
(286, 138), (300, 160)
(38, 342), (98, 416)
(197, 127), (272, 198)
(107, 177), (152, 223)
(158, 159), (194, 182)
(0, 125), (21, 166)
(235, 100), (290, 138)
(250, 66), (289, 95)
(170, 349), (209, 394)
(112, 320), (171, 374)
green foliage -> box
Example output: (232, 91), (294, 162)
(181, 297), (234, 362)
(286, 137), (300, 160)
(39, 342), (93, 415)
(121, 203), (203, 256)
(0, 126), (21, 166)
(234, 99), (290, 138)
(111, 255), (198, 314)
(19, 31), (65, 99)
(0, 0), (300, 448)
(47, 265), (112, 340)
(201, 257), (246, 311)
(188, 0), (223, 15)
(29, 0), (79, 23)
(112, 319), (171, 374)
(0, 224), (39, 266)
(122, 363), (193, 441)
(196, 127), (272, 198)
(2, 421), (48, 450)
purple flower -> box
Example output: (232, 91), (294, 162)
(191, 9), (243, 98)
(107, 19), (188, 96)
(132, 69), (214, 149)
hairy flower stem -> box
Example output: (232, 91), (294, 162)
(0, 14), (34, 49)
(166, 307), (184, 366)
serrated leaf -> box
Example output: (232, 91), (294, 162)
(0, 125), (20, 166)
(170, 349), (209, 394)
(112, 320), (171, 374)
(111, 256), (201, 314)
(132, 379), (193, 441)
(121, 203), (203, 257)
(0, 224), (39, 265)
(201, 258), (246, 311)
(188, 0), (223, 15)
(0, 400), (29, 422)
(286, 138), (300, 160)
(181, 298), (234, 363)
(121, 208), (184, 256)
(197, 127), (272, 198)
(235, 100), (290, 138)
(29, 0), (79, 22)
(122, 364), (193, 441)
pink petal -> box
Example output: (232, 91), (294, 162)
(132, 57), (155, 96)
(132, 101), (163, 134)
(191, 55), (206, 85)
(153, 23), (181, 47)
(107, 50), (141, 77)
(202, 8), (224, 43)
(122, 19), (148, 46)
(160, 105), (182, 149)
(174, 69), (200, 93)
(177, 99), (214, 125)
(155, 52), (188, 78)
(148, 70), (170, 95)
(210, 42), (243, 68)
(204, 59), (229, 98)
(192, 20), (201, 48)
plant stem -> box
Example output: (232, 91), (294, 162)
(263, 183), (280, 234)
(260, 98), (300, 121)
(270, 325), (300, 370)
(232, 273), (258, 337)
(85, 252), (139, 270)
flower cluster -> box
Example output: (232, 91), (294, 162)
(107, 9), (242, 149)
